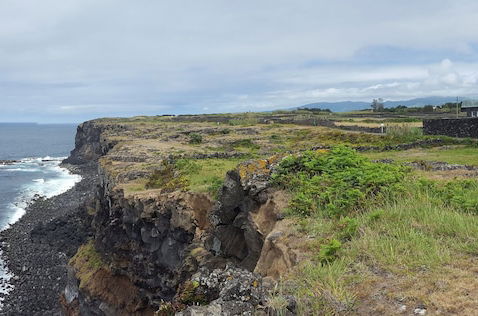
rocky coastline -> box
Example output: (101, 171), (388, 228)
(0, 162), (99, 315)
(0, 119), (301, 315)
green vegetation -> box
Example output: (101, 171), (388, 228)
(145, 158), (244, 197)
(178, 280), (207, 305)
(145, 160), (190, 192)
(386, 124), (423, 141)
(184, 158), (243, 196)
(70, 241), (105, 289)
(363, 145), (478, 166)
(274, 147), (478, 314)
(188, 133), (203, 144)
(230, 138), (261, 151)
(272, 146), (407, 217)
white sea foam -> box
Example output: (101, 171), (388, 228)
(4, 157), (81, 228)
(0, 156), (82, 304)
(2, 168), (39, 172)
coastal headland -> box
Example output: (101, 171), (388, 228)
(3, 110), (478, 315)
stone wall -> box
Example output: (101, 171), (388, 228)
(423, 118), (478, 138)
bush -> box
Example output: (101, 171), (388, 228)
(272, 146), (407, 217)
(145, 160), (190, 191)
(318, 239), (342, 263)
(189, 133), (203, 144)
(439, 180), (478, 214)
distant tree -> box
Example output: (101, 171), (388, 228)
(442, 102), (460, 112)
(371, 98), (384, 112)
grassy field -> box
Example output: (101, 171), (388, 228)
(94, 111), (478, 314)
(271, 148), (478, 315)
(363, 145), (478, 166)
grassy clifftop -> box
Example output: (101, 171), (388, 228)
(79, 112), (478, 315)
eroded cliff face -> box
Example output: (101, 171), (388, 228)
(63, 121), (121, 165)
(62, 120), (299, 315)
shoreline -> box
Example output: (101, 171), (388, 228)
(0, 162), (98, 315)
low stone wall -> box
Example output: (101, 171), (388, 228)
(423, 118), (478, 138)
(171, 115), (383, 133)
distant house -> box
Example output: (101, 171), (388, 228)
(461, 100), (478, 117)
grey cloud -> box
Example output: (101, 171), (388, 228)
(1, 0), (478, 122)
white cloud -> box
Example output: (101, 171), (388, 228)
(0, 0), (478, 121)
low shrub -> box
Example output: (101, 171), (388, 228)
(188, 133), (203, 144)
(207, 176), (224, 198)
(318, 239), (342, 263)
(145, 160), (190, 191)
(437, 179), (478, 214)
(272, 145), (407, 217)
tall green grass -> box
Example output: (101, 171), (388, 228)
(279, 154), (478, 314)
(386, 124), (423, 141)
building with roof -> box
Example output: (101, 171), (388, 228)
(461, 100), (478, 117)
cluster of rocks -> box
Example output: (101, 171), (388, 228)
(0, 164), (98, 315)
(311, 138), (447, 152)
(424, 117), (478, 138)
(0, 160), (19, 165)
(177, 265), (269, 316)
(374, 158), (478, 173)
(170, 113), (386, 134)
(405, 160), (478, 171)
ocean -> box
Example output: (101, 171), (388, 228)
(0, 123), (81, 301)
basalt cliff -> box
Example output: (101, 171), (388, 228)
(61, 118), (301, 315)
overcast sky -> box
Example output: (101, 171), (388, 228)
(1, 0), (478, 123)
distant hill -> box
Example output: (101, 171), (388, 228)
(296, 96), (461, 112)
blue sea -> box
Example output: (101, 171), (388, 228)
(0, 123), (81, 302)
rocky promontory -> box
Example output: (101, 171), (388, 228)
(56, 118), (301, 315)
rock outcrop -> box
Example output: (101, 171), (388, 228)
(61, 120), (300, 315)
(63, 121), (120, 165)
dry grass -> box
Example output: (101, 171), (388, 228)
(284, 179), (478, 315)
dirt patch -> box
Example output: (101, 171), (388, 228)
(354, 257), (478, 315)
(82, 268), (153, 316)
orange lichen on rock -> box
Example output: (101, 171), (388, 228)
(238, 159), (270, 180)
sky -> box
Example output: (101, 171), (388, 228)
(1, 0), (478, 123)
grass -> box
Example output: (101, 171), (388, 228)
(70, 241), (105, 289)
(92, 112), (478, 314)
(386, 124), (423, 141)
(363, 145), (478, 166)
(270, 147), (478, 314)
(186, 158), (244, 196)
(285, 177), (478, 314)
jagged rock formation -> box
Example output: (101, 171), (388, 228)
(63, 121), (121, 165)
(61, 120), (300, 315)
